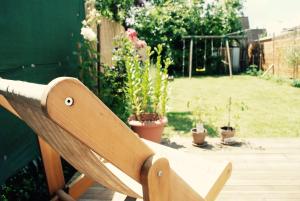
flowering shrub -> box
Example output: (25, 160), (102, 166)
(124, 41), (172, 120)
(126, 28), (147, 48)
(99, 29), (149, 121)
(100, 28), (171, 122)
(78, 0), (101, 94)
(80, 27), (97, 42)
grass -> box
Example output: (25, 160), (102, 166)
(164, 75), (300, 138)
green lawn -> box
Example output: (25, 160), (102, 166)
(164, 75), (300, 138)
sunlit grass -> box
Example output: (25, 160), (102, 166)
(164, 75), (300, 138)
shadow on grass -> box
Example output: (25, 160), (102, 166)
(167, 112), (193, 132)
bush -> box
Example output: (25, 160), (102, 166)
(246, 64), (263, 76)
(0, 160), (49, 200)
(128, 0), (243, 73)
(98, 35), (134, 122)
(95, 0), (134, 23)
(292, 79), (300, 88)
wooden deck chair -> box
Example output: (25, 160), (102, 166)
(0, 77), (232, 201)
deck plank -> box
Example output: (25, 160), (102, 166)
(79, 138), (300, 201)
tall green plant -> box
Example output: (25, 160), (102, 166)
(153, 44), (163, 113)
(141, 47), (153, 112)
(98, 35), (134, 122)
(124, 43), (172, 120)
(161, 58), (172, 116)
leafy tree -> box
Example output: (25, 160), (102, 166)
(128, 0), (244, 73)
(95, 0), (134, 22)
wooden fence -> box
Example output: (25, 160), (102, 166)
(260, 29), (300, 78)
(99, 18), (125, 67)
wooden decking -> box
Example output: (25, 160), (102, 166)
(79, 137), (300, 201)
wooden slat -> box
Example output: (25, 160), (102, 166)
(38, 137), (65, 196)
(0, 94), (20, 118)
(6, 98), (142, 198)
(50, 190), (76, 201)
(144, 140), (232, 201)
(41, 77), (154, 182)
(67, 174), (94, 200)
(1, 94), (66, 197)
(141, 155), (171, 201)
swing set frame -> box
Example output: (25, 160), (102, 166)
(182, 35), (247, 78)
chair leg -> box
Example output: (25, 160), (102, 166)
(124, 196), (137, 201)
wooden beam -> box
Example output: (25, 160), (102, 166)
(226, 39), (233, 78)
(41, 77), (154, 183)
(0, 95), (65, 197)
(183, 35), (246, 39)
(262, 64), (274, 77)
(0, 95), (20, 118)
(67, 173), (94, 200)
(141, 155), (171, 201)
(189, 39), (193, 79)
(38, 137), (65, 196)
(50, 190), (75, 201)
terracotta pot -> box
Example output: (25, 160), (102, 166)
(191, 128), (207, 145)
(220, 126), (235, 140)
(128, 114), (167, 143)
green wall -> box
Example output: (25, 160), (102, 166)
(0, 0), (84, 184)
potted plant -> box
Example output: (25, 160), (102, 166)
(188, 100), (207, 145)
(220, 97), (236, 142)
(124, 39), (172, 143)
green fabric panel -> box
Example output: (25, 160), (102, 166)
(0, 0), (84, 184)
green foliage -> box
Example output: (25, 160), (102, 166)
(129, 0), (243, 72)
(124, 42), (172, 119)
(98, 35), (172, 122)
(95, 0), (134, 22)
(246, 64), (263, 76)
(141, 47), (153, 112)
(99, 35), (134, 122)
(153, 45), (163, 113)
(0, 160), (48, 200)
(161, 58), (172, 116)
(285, 46), (300, 68)
(78, 41), (99, 95)
(292, 79), (300, 88)
(186, 98), (220, 137)
(187, 99), (207, 126)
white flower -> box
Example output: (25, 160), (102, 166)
(80, 26), (97, 42)
(125, 17), (135, 26)
(82, 20), (87, 26)
(144, 2), (152, 8)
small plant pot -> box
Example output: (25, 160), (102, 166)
(191, 128), (207, 145)
(128, 114), (168, 143)
(220, 126), (235, 141)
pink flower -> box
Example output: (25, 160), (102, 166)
(136, 40), (147, 49)
(126, 28), (138, 42)
(126, 28), (147, 50)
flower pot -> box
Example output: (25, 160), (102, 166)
(220, 126), (235, 141)
(128, 114), (167, 143)
(191, 128), (207, 145)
